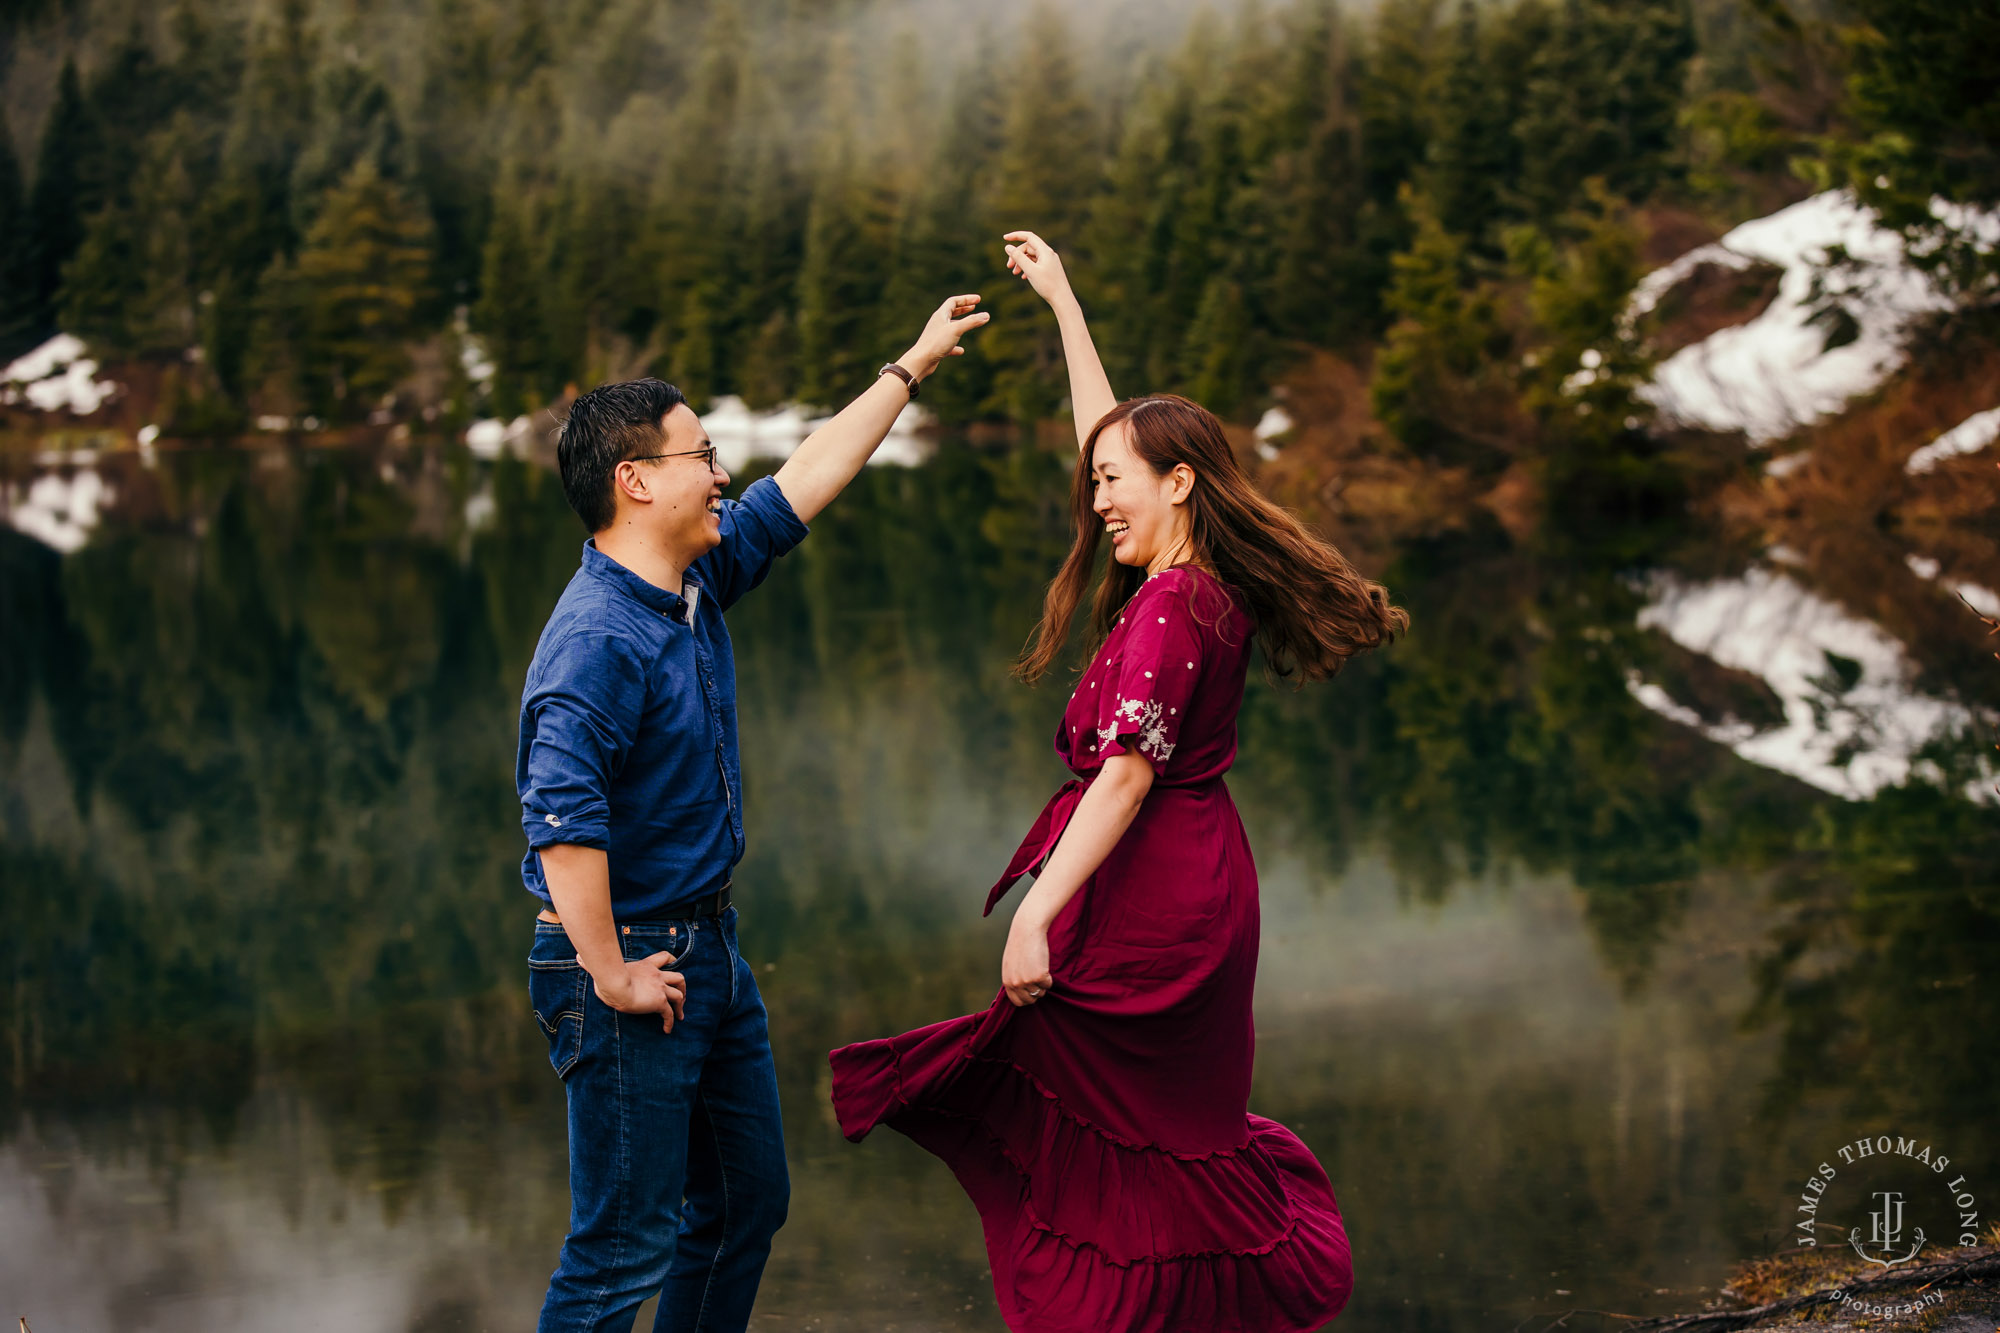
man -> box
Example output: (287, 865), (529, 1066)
(518, 294), (988, 1331)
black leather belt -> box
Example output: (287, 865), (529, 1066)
(541, 881), (733, 930)
(683, 881), (733, 918)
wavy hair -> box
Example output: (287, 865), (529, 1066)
(1017, 394), (1408, 685)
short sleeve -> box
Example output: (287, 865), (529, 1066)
(519, 632), (648, 849)
(1095, 578), (1206, 774)
(691, 475), (810, 611)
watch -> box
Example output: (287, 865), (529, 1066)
(879, 362), (918, 399)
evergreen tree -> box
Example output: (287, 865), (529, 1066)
(57, 203), (142, 358)
(1258, 0), (1374, 348)
(291, 62), (412, 235)
(61, 119), (202, 359)
(220, 0), (317, 259)
(1846, 0), (2000, 206)
(794, 42), (895, 409)
(1842, 0), (2000, 287)
(729, 74), (808, 409)
(0, 111), (35, 355)
(1515, 192), (1654, 482)
(167, 2), (248, 127)
(472, 177), (551, 419)
(1427, 1), (1512, 246)
(1358, 0), (1440, 208)
(1370, 190), (1510, 464)
(1515, 0), (1695, 223)
(85, 24), (178, 190)
(881, 40), (1003, 424)
(416, 0), (501, 307)
(738, 309), (797, 410)
(25, 60), (103, 339)
(1087, 17), (1227, 397)
(793, 147), (896, 408)
(205, 0), (318, 392)
(1180, 275), (1255, 417)
(655, 3), (754, 400)
(980, 8), (1099, 422)
(257, 160), (435, 417)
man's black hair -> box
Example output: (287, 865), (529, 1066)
(555, 378), (688, 532)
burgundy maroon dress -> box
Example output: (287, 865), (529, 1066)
(828, 566), (1354, 1333)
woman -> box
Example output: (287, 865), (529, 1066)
(828, 232), (1406, 1332)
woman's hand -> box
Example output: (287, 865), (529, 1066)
(1003, 228), (1113, 444)
(898, 294), (989, 382)
(1003, 231), (1074, 309)
(1001, 916), (1054, 1008)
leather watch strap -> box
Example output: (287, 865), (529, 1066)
(879, 362), (918, 399)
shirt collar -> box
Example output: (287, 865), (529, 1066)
(581, 539), (705, 623)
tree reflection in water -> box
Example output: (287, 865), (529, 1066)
(0, 441), (1991, 1330)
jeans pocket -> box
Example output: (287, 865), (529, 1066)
(621, 920), (696, 967)
(528, 959), (586, 1078)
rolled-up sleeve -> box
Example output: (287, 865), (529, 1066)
(519, 632), (647, 850)
(696, 475), (810, 610)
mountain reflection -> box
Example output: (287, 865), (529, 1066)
(0, 442), (1993, 1331)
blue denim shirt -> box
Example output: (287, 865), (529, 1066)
(517, 475), (808, 920)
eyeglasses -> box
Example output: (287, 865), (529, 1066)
(626, 444), (719, 472)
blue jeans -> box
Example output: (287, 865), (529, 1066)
(530, 906), (789, 1332)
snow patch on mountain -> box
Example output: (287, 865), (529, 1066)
(1, 334), (121, 415)
(1905, 405), (2000, 474)
(4, 467), (111, 553)
(1636, 191), (1992, 443)
(704, 395), (937, 471)
(1631, 566), (1993, 800)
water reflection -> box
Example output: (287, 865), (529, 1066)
(0, 441), (1993, 1330)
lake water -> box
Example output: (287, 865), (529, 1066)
(2, 439), (1994, 1331)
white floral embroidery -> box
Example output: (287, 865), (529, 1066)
(1102, 694), (1176, 764)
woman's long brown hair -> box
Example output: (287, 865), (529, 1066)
(1017, 394), (1408, 685)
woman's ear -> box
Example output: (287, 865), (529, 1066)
(1168, 463), (1196, 506)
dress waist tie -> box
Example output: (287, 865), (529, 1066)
(983, 778), (1089, 917)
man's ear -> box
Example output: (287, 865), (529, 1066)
(612, 459), (653, 509)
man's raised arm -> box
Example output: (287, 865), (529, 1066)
(771, 295), (988, 523)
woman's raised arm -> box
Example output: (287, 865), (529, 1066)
(1003, 230), (1116, 452)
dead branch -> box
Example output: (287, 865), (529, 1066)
(1621, 1248), (2000, 1333)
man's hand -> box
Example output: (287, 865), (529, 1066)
(897, 294), (990, 383)
(1003, 231), (1073, 309)
(593, 950), (688, 1032)
(771, 292), (988, 523)
(540, 843), (688, 1033)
